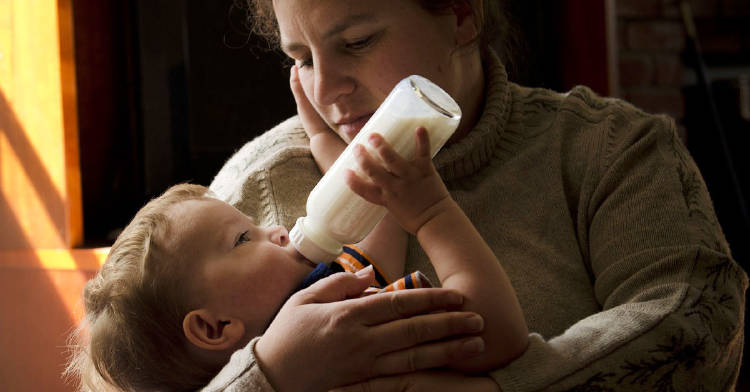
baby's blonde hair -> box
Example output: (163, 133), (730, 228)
(66, 183), (221, 391)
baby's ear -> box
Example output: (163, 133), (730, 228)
(183, 309), (245, 351)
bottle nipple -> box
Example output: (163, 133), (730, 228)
(289, 217), (342, 264)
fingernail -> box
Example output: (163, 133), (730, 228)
(466, 314), (484, 332)
(462, 337), (485, 354)
(355, 265), (373, 277)
(368, 133), (381, 147)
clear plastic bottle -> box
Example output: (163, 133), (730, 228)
(289, 75), (462, 264)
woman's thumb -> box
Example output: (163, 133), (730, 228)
(298, 266), (374, 303)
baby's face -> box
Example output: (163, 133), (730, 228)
(166, 198), (316, 335)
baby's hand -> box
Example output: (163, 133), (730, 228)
(346, 127), (452, 234)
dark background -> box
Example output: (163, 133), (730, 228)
(73, 0), (296, 246)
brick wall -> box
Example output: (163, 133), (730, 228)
(616, 0), (750, 141)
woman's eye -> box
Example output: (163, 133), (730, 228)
(296, 57), (313, 69)
(235, 231), (250, 247)
(346, 35), (374, 50)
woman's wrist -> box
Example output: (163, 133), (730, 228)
(253, 336), (288, 392)
(309, 132), (345, 173)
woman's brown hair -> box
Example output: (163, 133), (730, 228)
(242, 0), (515, 65)
(65, 184), (220, 391)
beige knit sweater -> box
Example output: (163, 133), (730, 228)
(205, 52), (748, 391)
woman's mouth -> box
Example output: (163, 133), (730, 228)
(337, 114), (372, 142)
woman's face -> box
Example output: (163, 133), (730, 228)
(275, 0), (466, 143)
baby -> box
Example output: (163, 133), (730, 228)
(68, 129), (528, 391)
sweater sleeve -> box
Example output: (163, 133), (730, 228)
(490, 110), (748, 391)
(200, 337), (276, 392)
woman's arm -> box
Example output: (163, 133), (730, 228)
(346, 129), (528, 373)
(489, 107), (748, 391)
(308, 132), (344, 172)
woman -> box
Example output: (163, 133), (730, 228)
(208, 0), (747, 390)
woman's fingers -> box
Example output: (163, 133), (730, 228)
(258, 276), (485, 391)
(258, 283), (481, 391)
(352, 288), (463, 325)
(372, 336), (486, 375)
(371, 311), (484, 354)
(289, 269), (372, 305)
(289, 65), (329, 137)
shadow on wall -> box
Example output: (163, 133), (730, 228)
(0, 88), (96, 391)
(0, 90), (71, 250)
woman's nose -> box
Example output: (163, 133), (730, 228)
(313, 56), (355, 106)
(269, 225), (289, 246)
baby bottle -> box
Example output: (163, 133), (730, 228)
(289, 75), (462, 264)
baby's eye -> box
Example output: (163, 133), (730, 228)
(235, 231), (250, 247)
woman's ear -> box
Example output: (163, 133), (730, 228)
(452, 1), (479, 46)
(183, 309), (246, 351)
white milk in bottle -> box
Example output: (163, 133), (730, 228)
(289, 75), (461, 264)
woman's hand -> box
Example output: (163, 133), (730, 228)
(290, 65), (330, 140)
(290, 65), (345, 171)
(333, 370), (501, 392)
(255, 269), (487, 392)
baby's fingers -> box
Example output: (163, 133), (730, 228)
(353, 144), (396, 187)
(368, 133), (410, 177)
(415, 127), (431, 157)
(345, 169), (384, 206)
(414, 127), (434, 171)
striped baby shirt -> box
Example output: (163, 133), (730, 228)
(295, 245), (433, 295)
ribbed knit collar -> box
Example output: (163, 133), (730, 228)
(434, 50), (514, 181)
